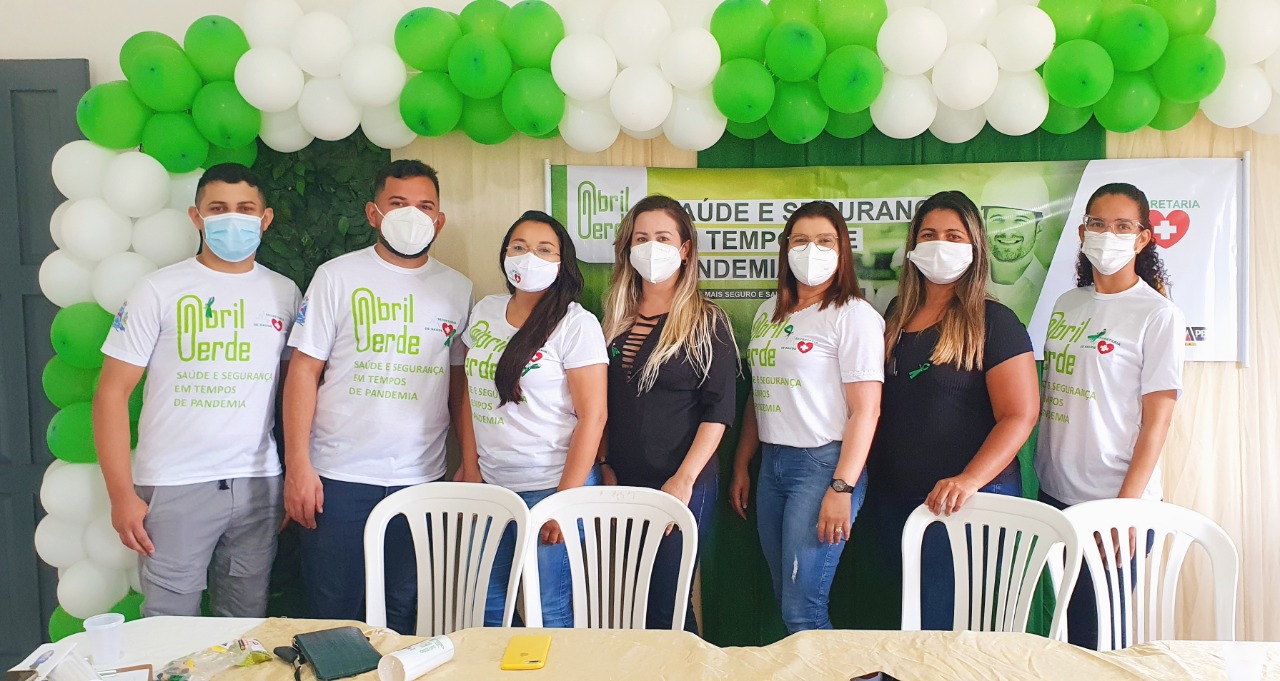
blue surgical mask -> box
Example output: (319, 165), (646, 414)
(201, 212), (263, 263)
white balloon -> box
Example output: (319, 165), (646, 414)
(660, 29), (720, 91)
(871, 72), (938, 139)
(985, 5), (1055, 73)
(878, 7), (948, 75)
(887, 0), (928, 9)
(61, 198), (133, 263)
(932, 44), (999, 110)
(1266, 52), (1280, 93)
(562, 0), (609, 36)
(168, 171), (204, 211)
(603, 0), (672, 68)
(610, 65), (674, 132)
(1208, 0), (1280, 66)
(84, 515), (137, 572)
(560, 97), (621, 153)
(58, 560), (129, 619)
(93, 252), (157, 312)
(39, 250), (96, 308)
(234, 47), (306, 113)
(34, 515), (87, 569)
(291, 11), (354, 77)
(40, 463), (110, 524)
(127, 563), (142, 593)
(663, 87), (727, 151)
(297, 77), (362, 141)
(932, 0), (997, 44)
(347, 0), (406, 45)
(930, 103), (987, 143)
(50, 200), (72, 250)
(243, 0), (305, 48)
(1251, 97), (1280, 134)
(622, 125), (663, 140)
(102, 152), (169, 219)
(1202, 65), (1274, 128)
(340, 44), (407, 107)
(133, 209), (200, 268)
(260, 108), (316, 153)
(361, 102), (419, 149)
(983, 70), (1049, 136)
(52, 141), (116, 201)
(661, 0), (715, 29)
(552, 34), (619, 101)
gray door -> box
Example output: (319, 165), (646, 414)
(0, 59), (89, 669)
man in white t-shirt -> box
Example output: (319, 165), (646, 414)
(95, 163), (302, 617)
(283, 160), (472, 634)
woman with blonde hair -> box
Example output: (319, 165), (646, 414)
(600, 194), (737, 633)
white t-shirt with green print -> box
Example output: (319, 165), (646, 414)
(462, 294), (608, 492)
(289, 247), (472, 486)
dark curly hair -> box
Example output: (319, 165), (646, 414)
(1075, 182), (1170, 297)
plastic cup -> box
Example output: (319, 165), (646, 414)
(82, 612), (125, 667)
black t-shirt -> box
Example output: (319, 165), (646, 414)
(867, 299), (1032, 498)
(606, 313), (739, 488)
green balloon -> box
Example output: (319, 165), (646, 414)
(501, 68), (563, 138)
(119, 31), (182, 74)
(42, 357), (100, 409)
(1149, 97), (1199, 130)
(1093, 70), (1160, 132)
(1043, 40), (1115, 108)
(125, 46), (203, 113)
(459, 0), (509, 35)
(448, 33), (513, 99)
(826, 108), (873, 139)
(461, 96), (515, 144)
(76, 81), (154, 150)
(1096, 5), (1169, 72)
(111, 591), (145, 621)
(711, 0), (775, 62)
(396, 8), (462, 72)
(48, 607), (85, 642)
(128, 375), (146, 422)
(770, 0), (818, 24)
(142, 113), (209, 173)
(532, 126), (559, 140)
(203, 141), (258, 168)
(712, 59), (776, 123)
(48, 401), (96, 463)
(767, 79), (828, 145)
(818, 45), (882, 113)
(51, 302), (113, 369)
(400, 72), (464, 136)
(500, 1), (564, 70)
(183, 16), (249, 82)
(191, 81), (260, 149)
(1141, 0), (1215, 37)
(818, 0), (887, 51)
(727, 117), (771, 139)
(765, 21), (827, 82)
(1039, 0), (1103, 41)
(1152, 35), (1225, 103)
(1042, 99), (1094, 134)
(1101, 0), (1135, 16)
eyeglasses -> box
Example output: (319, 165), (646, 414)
(1082, 215), (1144, 235)
(786, 234), (840, 249)
(505, 243), (560, 259)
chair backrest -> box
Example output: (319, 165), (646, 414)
(522, 486), (698, 630)
(363, 482), (530, 637)
(1047, 498), (1238, 650)
(901, 492), (1082, 638)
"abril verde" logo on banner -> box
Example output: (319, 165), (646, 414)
(176, 295), (250, 361)
(577, 180), (631, 242)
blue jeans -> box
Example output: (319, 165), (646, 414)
(484, 468), (601, 628)
(645, 475), (717, 632)
(756, 442), (868, 634)
(300, 477), (421, 635)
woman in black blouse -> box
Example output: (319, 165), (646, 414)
(863, 190), (1039, 630)
(600, 194), (738, 633)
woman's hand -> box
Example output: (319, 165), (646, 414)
(729, 467), (752, 519)
(661, 473), (694, 506)
(599, 463), (618, 486)
(817, 488), (852, 544)
(925, 475), (981, 516)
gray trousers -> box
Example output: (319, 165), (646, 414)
(136, 475), (283, 618)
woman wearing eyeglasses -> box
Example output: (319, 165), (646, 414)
(860, 191), (1039, 630)
(1036, 183), (1184, 648)
(455, 210), (609, 628)
(729, 200), (884, 634)
(599, 195), (738, 633)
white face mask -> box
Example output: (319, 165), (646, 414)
(1081, 231), (1139, 276)
(629, 241), (683, 284)
(504, 252), (560, 292)
(907, 241), (974, 285)
(787, 243), (840, 286)
(376, 205), (436, 256)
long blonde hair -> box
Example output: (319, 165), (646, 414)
(602, 195), (731, 393)
(884, 191), (991, 371)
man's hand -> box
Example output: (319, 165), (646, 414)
(111, 493), (154, 556)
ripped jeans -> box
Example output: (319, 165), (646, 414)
(756, 441), (868, 634)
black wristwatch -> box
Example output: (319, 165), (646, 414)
(830, 478), (854, 493)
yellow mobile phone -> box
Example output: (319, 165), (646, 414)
(499, 635), (552, 670)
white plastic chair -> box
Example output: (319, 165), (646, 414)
(901, 492), (1082, 639)
(363, 481), (531, 636)
(522, 486), (698, 630)
(1047, 498), (1238, 650)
